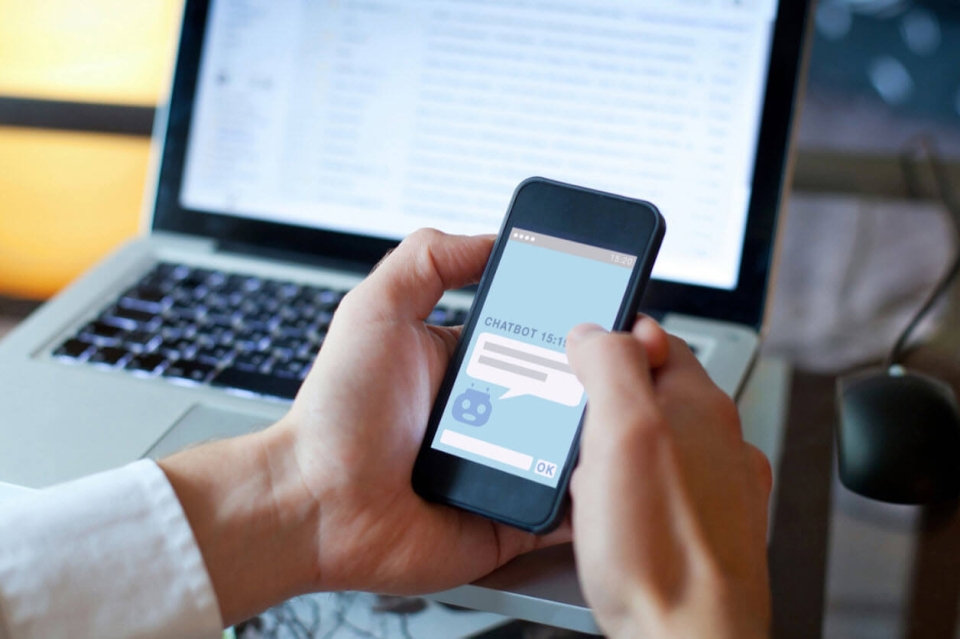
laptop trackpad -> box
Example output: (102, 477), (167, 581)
(144, 404), (273, 460)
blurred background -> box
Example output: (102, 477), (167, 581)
(1, 0), (960, 300)
(4, 3), (960, 637)
(802, 0), (960, 155)
(0, 1), (181, 300)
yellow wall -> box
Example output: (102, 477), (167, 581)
(0, 1), (183, 300)
(0, 128), (150, 299)
(0, 1), (183, 104)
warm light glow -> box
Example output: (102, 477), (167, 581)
(0, 127), (149, 299)
(0, 0), (184, 105)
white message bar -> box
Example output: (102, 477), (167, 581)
(439, 429), (533, 471)
(467, 332), (584, 406)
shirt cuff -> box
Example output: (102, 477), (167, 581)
(0, 459), (222, 639)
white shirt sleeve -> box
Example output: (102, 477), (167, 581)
(0, 460), (223, 639)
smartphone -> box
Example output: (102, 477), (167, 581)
(412, 177), (665, 533)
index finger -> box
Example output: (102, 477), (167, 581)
(565, 325), (662, 445)
(655, 334), (744, 439)
(654, 334), (721, 392)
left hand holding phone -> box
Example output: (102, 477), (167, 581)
(285, 229), (573, 594)
(162, 227), (770, 635)
(163, 230), (572, 625)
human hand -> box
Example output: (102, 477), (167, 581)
(276, 229), (570, 594)
(566, 321), (773, 639)
(161, 230), (570, 626)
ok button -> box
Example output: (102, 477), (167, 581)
(534, 459), (557, 478)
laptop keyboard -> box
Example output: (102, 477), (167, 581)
(52, 262), (468, 400)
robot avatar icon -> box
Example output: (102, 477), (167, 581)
(452, 386), (492, 426)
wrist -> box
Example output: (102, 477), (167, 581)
(158, 422), (321, 626)
(598, 587), (657, 639)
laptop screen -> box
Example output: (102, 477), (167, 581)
(178, 0), (779, 292)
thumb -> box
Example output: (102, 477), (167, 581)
(342, 229), (494, 322)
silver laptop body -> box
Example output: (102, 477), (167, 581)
(0, 0), (809, 577)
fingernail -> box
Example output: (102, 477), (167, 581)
(567, 323), (606, 344)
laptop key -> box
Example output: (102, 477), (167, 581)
(278, 283), (300, 299)
(125, 353), (167, 374)
(120, 286), (170, 312)
(238, 311), (279, 332)
(290, 299), (318, 316)
(163, 360), (215, 383)
(159, 339), (197, 360)
(234, 330), (271, 352)
(204, 293), (232, 311)
(80, 321), (126, 345)
(54, 339), (94, 360)
(272, 335), (303, 352)
(273, 359), (305, 379)
(202, 311), (238, 329)
(261, 298), (282, 314)
(104, 305), (160, 327)
(193, 333), (219, 349)
(314, 311), (334, 332)
(233, 351), (269, 372)
(237, 275), (263, 292)
(205, 271), (227, 289)
(212, 367), (301, 400)
(270, 347), (294, 363)
(148, 262), (180, 280)
(195, 346), (233, 366)
(317, 289), (345, 311)
(297, 341), (320, 359)
(426, 307), (450, 325)
(167, 304), (205, 322)
(165, 263), (191, 281)
(277, 317), (313, 335)
(125, 330), (161, 353)
(213, 330), (236, 346)
(88, 346), (129, 366)
(179, 271), (209, 290)
(275, 324), (306, 340)
(130, 285), (168, 303)
(159, 324), (184, 340)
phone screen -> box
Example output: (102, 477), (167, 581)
(430, 228), (638, 487)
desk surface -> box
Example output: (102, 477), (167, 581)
(769, 348), (960, 639)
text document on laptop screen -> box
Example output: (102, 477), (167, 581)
(180, 0), (778, 290)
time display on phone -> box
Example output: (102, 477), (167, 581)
(610, 253), (636, 267)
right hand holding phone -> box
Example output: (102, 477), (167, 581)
(566, 319), (773, 639)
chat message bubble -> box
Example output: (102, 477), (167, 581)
(466, 332), (584, 407)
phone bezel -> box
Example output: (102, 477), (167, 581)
(412, 177), (665, 533)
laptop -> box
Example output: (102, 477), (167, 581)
(0, 0), (809, 498)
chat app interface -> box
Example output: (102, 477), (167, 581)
(431, 229), (637, 487)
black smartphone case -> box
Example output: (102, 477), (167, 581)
(413, 177), (666, 534)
